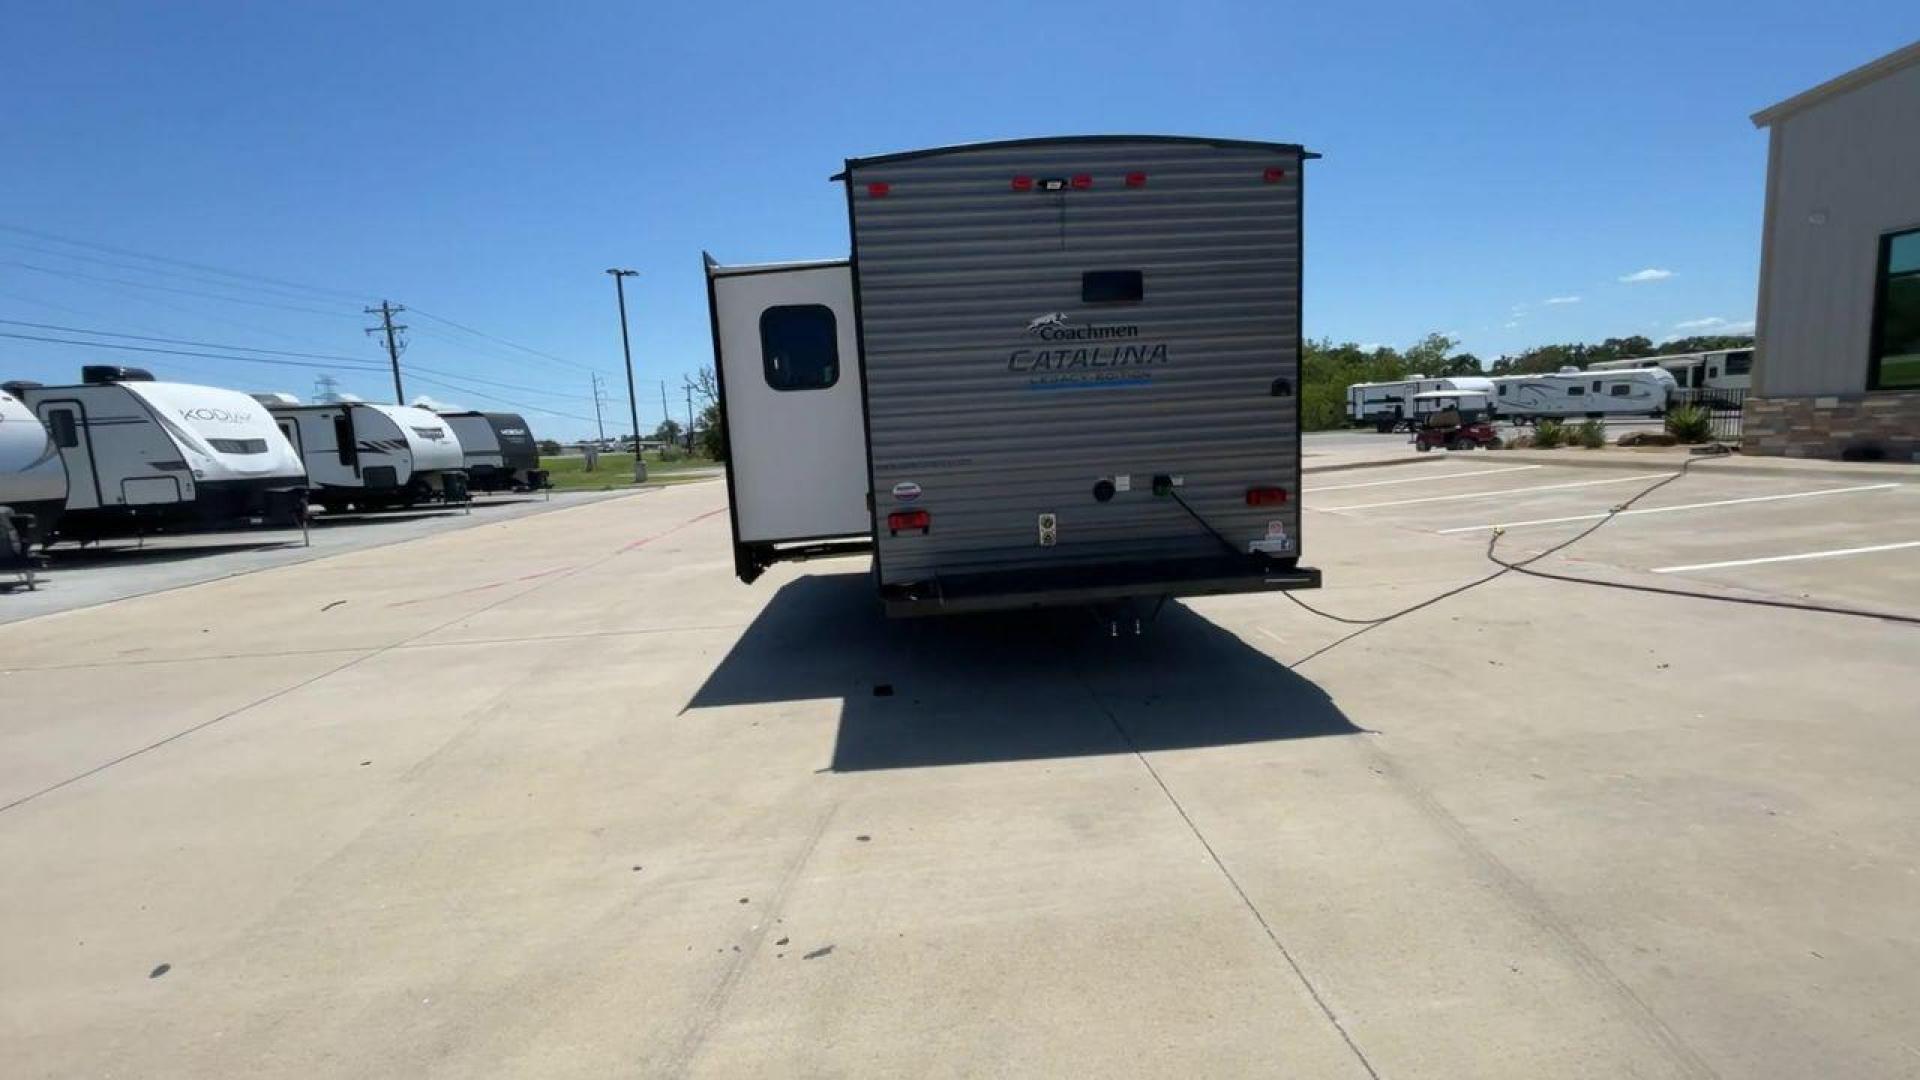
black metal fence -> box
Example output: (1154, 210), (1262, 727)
(1669, 387), (1747, 441)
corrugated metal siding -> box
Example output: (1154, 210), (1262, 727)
(847, 139), (1304, 586)
(1759, 62), (1920, 397)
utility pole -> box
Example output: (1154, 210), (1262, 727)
(659, 380), (670, 441)
(364, 301), (407, 404)
(685, 384), (695, 453)
(604, 269), (644, 482)
(590, 374), (607, 443)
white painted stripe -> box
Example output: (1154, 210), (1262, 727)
(1321, 473), (1665, 512)
(1437, 483), (1900, 533)
(1652, 540), (1920, 574)
(1305, 464), (1542, 493)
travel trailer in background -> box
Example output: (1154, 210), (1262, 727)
(708, 135), (1321, 619)
(436, 410), (549, 492)
(1409, 388), (1495, 422)
(13, 367), (307, 542)
(1586, 347), (1752, 401)
(259, 396), (468, 510)
(1347, 376), (1495, 431)
(0, 383), (68, 543)
(1492, 367), (1676, 421)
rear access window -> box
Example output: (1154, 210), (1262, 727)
(1082, 270), (1144, 304)
(761, 305), (839, 391)
(209, 438), (269, 454)
(46, 409), (79, 448)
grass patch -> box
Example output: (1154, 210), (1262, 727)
(541, 451), (719, 492)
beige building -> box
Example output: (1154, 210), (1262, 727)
(1746, 40), (1920, 459)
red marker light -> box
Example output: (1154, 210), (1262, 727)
(1262, 167), (1287, 183)
(1070, 173), (1093, 190)
(887, 509), (931, 534)
(1124, 171), (1147, 188)
(1245, 486), (1289, 507)
(867, 182), (891, 197)
(1011, 175), (1034, 192)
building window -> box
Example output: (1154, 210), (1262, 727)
(1871, 228), (1920, 390)
(760, 305), (840, 391)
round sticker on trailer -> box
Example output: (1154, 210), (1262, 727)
(891, 482), (922, 502)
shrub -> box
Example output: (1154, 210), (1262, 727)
(1617, 431), (1678, 447)
(1664, 405), (1713, 443)
(1574, 419), (1606, 449)
(1532, 419), (1568, 449)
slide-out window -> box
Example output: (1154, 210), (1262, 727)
(46, 409), (78, 448)
(760, 305), (839, 391)
(1082, 270), (1144, 304)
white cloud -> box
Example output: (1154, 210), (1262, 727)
(1502, 321), (1521, 329)
(1544, 295), (1582, 305)
(1618, 268), (1674, 283)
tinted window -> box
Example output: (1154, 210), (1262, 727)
(1724, 349), (1753, 375)
(1871, 228), (1920, 390)
(1082, 269), (1144, 304)
(760, 305), (839, 391)
(1610, 384), (1631, 397)
(1566, 385), (1585, 396)
(333, 414), (355, 465)
(209, 437), (269, 454)
(1497, 383), (1507, 396)
(47, 409), (78, 448)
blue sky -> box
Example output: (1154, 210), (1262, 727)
(1, 2), (1914, 440)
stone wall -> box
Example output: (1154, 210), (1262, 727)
(1742, 392), (1920, 460)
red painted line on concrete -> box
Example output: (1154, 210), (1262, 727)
(622, 507), (728, 552)
(388, 565), (572, 608)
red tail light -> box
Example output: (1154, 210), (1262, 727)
(867, 182), (891, 197)
(1070, 173), (1093, 190)
(1262, 167), (1287, 183)
(1011, 175), (1034, 192)
(1124, 171), (1147, 188)
(1245, 486), (1289, 507)
(887, 509), (930, 534)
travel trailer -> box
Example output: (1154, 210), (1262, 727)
(1409, 388), (1494, 422)
(259, 396), (468, 510)
(1347, 376), (1495, 431)
(0, 383), (67, 543)
(1587, 348), (1753, 392)
(1492, 367), (1676, 421)
(707, 135), (1322, 618)
(436, 410), (549, 492)
(13, 367), (307, 542)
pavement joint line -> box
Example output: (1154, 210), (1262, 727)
(1318, 473), (1668, 512)
(0, 501), (726, 816)
(1437, 483), (1903, 534)
(1075, 670), (1383, 1080)
(1651, 540), (1920, 574)
(1304, 464), (1542, 493)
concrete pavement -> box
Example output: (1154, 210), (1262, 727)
(2, 474), (1918, 1077)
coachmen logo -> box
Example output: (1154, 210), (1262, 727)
(1009, 312), (1168, 389)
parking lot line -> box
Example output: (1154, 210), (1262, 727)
(1437, 483), (1902, 534)
(1304, 464), (1542, 493)
(1318, 473), (1665, 512)
(1651, 540), (1920, 574)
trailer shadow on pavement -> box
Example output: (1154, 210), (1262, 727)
(689, 572), (1361, 772)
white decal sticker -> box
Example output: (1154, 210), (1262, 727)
(891, 481), (922, 502)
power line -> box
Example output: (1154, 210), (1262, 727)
(0, 317), (368, 363)
(0, 222), (371, 303)
(408, 305), (605, 375)
(0, 330), (390, 373)
(2, 259), (362, 319)
(0, 235), (368, 309)
(408, 372), (605, 426)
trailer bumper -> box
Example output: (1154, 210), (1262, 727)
(879, 558), (1322, 618)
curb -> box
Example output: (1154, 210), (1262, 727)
(1482, 448), (1920, 481)
(1302, 454), (1445, 476)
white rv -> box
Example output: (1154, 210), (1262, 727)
(708, 135), (1323, 619)
(0, 383), (68, 542)
(1587, 347), (1752, 399)
(1409, 389), (1494, 421)
(260, 397), (468, 510)
(1348, 376), (1495, 431)
(1492, 367), (1676, 421)
(435, 410), (549, 492)
(15, 367), (308, 543)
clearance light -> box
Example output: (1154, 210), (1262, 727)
(1124, 171), (1147, 188)
(1070, 174), (1093, 190)
(887, 509), (931, 535)
(1011, 175), (1034, 192)
(1263, 168), (1287, 183)
(1245, 486), (1289, 507)
(867, 182), (891, 197)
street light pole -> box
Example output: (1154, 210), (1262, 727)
(605, 268), (645, 482)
